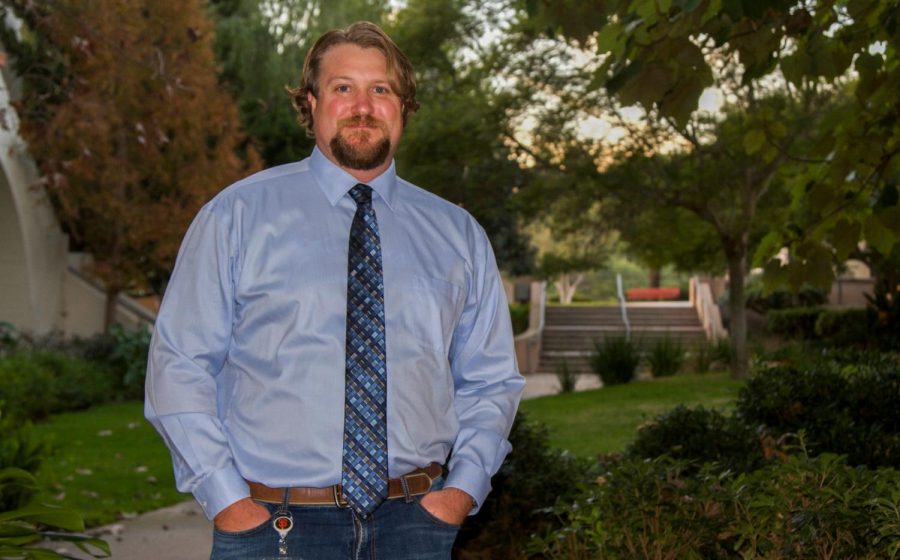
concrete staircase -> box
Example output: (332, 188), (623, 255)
(538, 303), (708, 374)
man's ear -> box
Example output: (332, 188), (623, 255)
(307, 90), (317, 113)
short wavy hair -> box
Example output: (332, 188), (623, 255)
(288, 21), (419, 136)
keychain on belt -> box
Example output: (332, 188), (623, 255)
(273, 489), (294, 557)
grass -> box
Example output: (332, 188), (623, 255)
(520, 372), (744, 458)
(33, 401), (183, 527)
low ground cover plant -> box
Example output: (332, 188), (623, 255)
(646, 336), (684, 377)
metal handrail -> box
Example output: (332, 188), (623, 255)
(616, 273), (631, 341)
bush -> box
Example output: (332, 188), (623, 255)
(745, 278), (827, 313)
(554, 360), (576, 394)
(108, 325), (152, 399)
(508, 303), (530, 336)
(627, 405), (764, 475)
(0, 354), (58, 420)
(0, 409), (52, 511)
(815, 308), (871, 347)
(737, 357), (900, 468)
(765, 307), (824, 339)
(590, 336), (640, 385)
(646, 336), (684, 377)
(533, 452), (900, 560)
(0, 352), (116, 421)
(689, 338), (731, 373)
(530, 456), (732, 559)
(455, 412), (591, 559)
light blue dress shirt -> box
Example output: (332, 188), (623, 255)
(145, 147), (524, 520)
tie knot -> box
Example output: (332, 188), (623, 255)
(349, 184), (372, 207)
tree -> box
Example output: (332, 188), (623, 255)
(521, 0), (899, 378)
(388, 0), (536, 273)
(1, 0), (259, 328)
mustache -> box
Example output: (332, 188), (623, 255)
(338, 115), (385, 129)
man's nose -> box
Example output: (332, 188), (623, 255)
(352, 90), (374, 115)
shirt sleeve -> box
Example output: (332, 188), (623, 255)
(144, 202), (249, 520)
(444, 223), (525, 513)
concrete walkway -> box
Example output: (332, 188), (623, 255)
(42, 373), (600, 559)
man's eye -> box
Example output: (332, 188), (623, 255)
(336, 85), (351, 93)
(373, 86), (389, 94)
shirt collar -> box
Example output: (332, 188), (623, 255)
(309, 146), (398, 211)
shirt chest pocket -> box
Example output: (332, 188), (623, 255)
(386, 273), (464, 354)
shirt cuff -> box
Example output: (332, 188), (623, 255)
(193, 464), (250, 520)
(444, 459), (492, 515)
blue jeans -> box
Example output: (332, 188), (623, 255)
(210, 480), (459, 560)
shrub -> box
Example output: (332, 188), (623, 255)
(627, 405), (764, 475)
(508, 303), (530, 335)
(533, 452), (900, 560)
(108, 325), (152, 399)
(590, 336), (640, 385)
(737, 358), (900, 468)
(0, 352), (116, 421)
(455, 412), (591, 559)
(814, 308), (871, 347)
(690, 341), (713, 373)
(646, 336), (684, 377)
(530, 456), (731, 559)
(726, 452), (900, 559)
(554, 360), (576, 394)
(0, 354), (58, 420)
(765, 307), (823, 339)
(745, 278), (827, 313)
(0, 408), (52, 511)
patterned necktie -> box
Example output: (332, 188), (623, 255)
(341, 183), (388, 515)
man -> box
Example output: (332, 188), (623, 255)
(145, 21), (524, 560)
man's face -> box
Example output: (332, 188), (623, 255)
(308, 43), (404, 179)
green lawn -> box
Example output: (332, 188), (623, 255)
(33, 401), (183, 527)
(520, 373), (745, 457)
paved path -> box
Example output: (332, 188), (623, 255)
(41, 373), (600, 559)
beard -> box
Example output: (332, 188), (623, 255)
(330, 116), (392, 171)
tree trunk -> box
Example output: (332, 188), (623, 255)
(726, 249), (750, 379)
(649, 268), (661, 288)
(104, 287), (120, 332)
(555, 272), (584, 304)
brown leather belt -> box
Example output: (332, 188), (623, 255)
(247, 463), (443, 506)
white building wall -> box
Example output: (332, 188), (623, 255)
(0, 64), (68, 333)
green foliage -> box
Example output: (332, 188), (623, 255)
(0, 468), (110, 559)
(689, 338), (731, 373)
(0, 353), (116, 421)
(0, 411), (51, 512)
(508, 303), (530, 335)
(737, 358), (900, 468)
(628, 405), (764, 475)
(554, 360), (577, 394)
(455, 412), (591, 559)
(0, 355), (57, 421)
(765, 307), (824, 339)
(814, 308), (872, 347)
(532, 453), (900, 559)
(108, 326), (151, 400)
(0, 323), (20, 358)
(725, 453), (900, 560)
(646, 336), (684, 377)
(590, 336), (640, 385)
(744, 277), (827, 313)
(530, 456), (732, 559)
